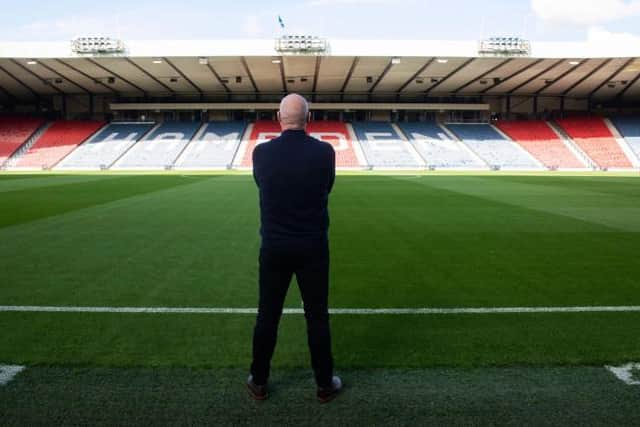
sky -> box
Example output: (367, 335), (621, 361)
(1, 0), (639, 43)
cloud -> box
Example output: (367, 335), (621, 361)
(531, 0), (640, 25)
(307, 0), (404, 6)
(587, 26), (640, 43)
(242, 15), (263, 37)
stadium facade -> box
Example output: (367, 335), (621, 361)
(0, 37), (639, 171)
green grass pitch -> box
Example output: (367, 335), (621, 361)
(1, 172), (640, 369)
(2, 172), (640, 424)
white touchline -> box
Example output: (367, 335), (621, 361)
(1, 305), (640, 315)
(0, 365), (25, 386)
(606, 363), (640, 385)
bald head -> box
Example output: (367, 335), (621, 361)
(278, 93), (310, 131)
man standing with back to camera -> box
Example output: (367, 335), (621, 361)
(247, 93), (342, 403)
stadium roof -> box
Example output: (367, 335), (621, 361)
(0, 39), (639, 102)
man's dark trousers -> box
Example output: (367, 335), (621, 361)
(250, 239), (333, 388)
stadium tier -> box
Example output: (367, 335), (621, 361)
(351, 122), (424, 168)
(397, 121), (486, 169)
(610, 117), (640, 163)
(238, 121), (363, 168)
(495, 121), (585, 169)
(57, 122), (155, 169)
(445, 123), (541, 169)
(174, 122), (246, 169)
(307, 121), (363, 168)
(112, 122), (201, 169)
(0, 117), (45, 165)
(12, 120), (104, 169)
(2, 118), (640, 170)
(555, 117), (632, 169)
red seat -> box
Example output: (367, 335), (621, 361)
(240, 121), (362, 168)
(0, 117), (45, 164)
(496, 120), (583, 169)
(556, 117), (632, 169)
(14, 120), (105, 168)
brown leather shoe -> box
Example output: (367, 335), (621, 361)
(246, 375), (268, 401)
(317, 376), (342, 404)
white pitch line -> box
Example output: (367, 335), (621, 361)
(0, 365), (25, 386)
(606, 363), (640, 385)
(1, 305), (640, 315)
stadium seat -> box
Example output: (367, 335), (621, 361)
(398, 121), (485, 169)
(609, 117), (640, 162)
(351, 122), (423, 168)
(495, 121), (584, 169)
(57, 122), (155, 169)
(445, 123), (540, 169)
(175, 122), (246, 169)
(555, 117), (632, 169)
(113, 122), (202, 169)
(0, 117), (45, 165)
(13, 120), (105, 169)
(239, 120), (364, 168)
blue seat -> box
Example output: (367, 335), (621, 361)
(352, 122), (422, 168)
(398, 122), (485, 169)
(446, 123), (539, 169)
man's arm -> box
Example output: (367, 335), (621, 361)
(327, 145), (336, 194)
(252, 145), (262, 188)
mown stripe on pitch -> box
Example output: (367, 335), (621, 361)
(1, 306), (640, 315)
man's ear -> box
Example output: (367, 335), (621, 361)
(307, 112), (311, 123)
(276, 111), (281, 122)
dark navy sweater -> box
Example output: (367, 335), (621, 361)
(253, 129), (336, 248)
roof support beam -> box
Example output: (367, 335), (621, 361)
(163, 57), (203, 95)
(535, 60), (588, 95)
(0, 81), (16, 101)
(10, 59), (64, 95)
(205, 62), (231, 94)
(563, 59), (612, 96)
(37, 60), (91, 94)
(278, 57), (287, 93)
(311, 56), (321, 100)
(124, 58), (174, 94)
(86, 59), (147, 96)
(396, 58), (434, 94)
(453, 59), (512, 94)
(240, 57), (259, 93)
(0, 63), (39, 99)
(508, 59), (564, 94)
(589, 58), (635, 98)
(369, 59), (395, 93)
(615, 68), (640, 99)
(425, 58), (475, 95)
(480, 59), (543, 94)
(340, 57), (359, 94)
(56, 59), (118, 95)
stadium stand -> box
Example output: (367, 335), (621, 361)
(495, 120), (585, 169)
(609, 117), (640, 162)
(445, 123), (541, 169)
(0, 117), (45, 166)
(239, 120), (280, 167)
(113, 122), (201, 169)
(57, 122), (155, 169)
(398, 121), (486, 169)
(175, 122), (246, 169)
(308, 121), (362, 168)
(555, 117), (632, 169)
(13, 120), (105, 169)
(238, 120), (363, 168)
(351, 122), (424, 168)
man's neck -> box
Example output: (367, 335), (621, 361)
(281, 126), (306, 132)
